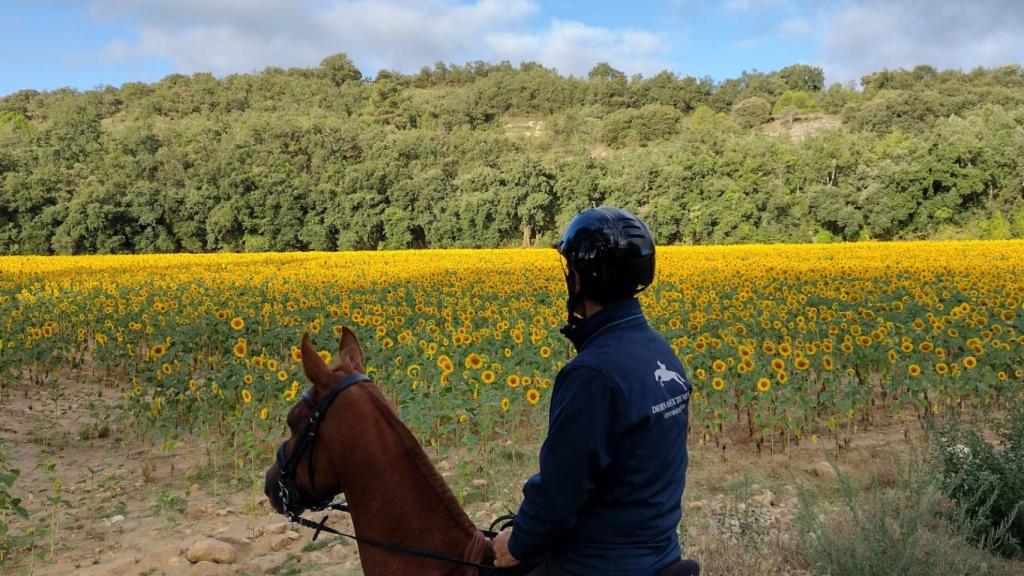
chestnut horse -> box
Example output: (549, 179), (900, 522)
(265, 329), (700, 576)
(264, 329), (502, 575)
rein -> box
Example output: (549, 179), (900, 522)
(287, 501), (515, 572)
(275, 371), (518, 573)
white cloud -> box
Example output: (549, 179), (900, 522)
(819, 0), (1024, 83)
(79, 0), (670, 78)
(722, 0), (792, 13)
(776, 17), (810, 38)
(486, 20), (671, 77)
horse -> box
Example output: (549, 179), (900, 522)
(264, 329), (700, 576)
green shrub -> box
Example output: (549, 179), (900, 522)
(796, 452), (1020, 575)
(0, 440), (29, 566)
(936, 407), (1024, 558)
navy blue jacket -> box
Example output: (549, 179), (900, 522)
(508, 298), (691, 575)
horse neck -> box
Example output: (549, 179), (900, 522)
(325, 383), (491, 576)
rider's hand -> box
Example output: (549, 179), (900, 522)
(492, 527), (521, 568)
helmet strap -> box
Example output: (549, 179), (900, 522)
(565, 265), (583, 326)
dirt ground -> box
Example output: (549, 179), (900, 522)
(0, 372), (957, 576)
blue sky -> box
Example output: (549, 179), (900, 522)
(3, 1), (1023, 97)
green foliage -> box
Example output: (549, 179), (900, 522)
(731, 97), (772, 129)
(796, 453), (1021, 576)
(0, 440), (29, 566)
(772, 90), (821, 124)
(936, 406), (1024, 558)
(1, 59), (1024, 253)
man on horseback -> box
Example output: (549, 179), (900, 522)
(493, 207), (693, 576)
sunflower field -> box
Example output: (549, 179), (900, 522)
(1, 242), (1023, 465)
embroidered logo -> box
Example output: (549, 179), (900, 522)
(654, 361), (687, 388)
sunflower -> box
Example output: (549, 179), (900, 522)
(216, 310), (228, 320)
(230, 317), (245, 330)
(437, 354), (454, 372)
(756, 378), (772, 392)
(407, 364), (421, 378)
(539, 346), (551, 358)
(500, 397), (510, 412)
(465, 353), (484, 370)
(241, 389), (253, 404)
(711, 377), (726, 391)
(267, 359), (278, 371)
(712, 359), (727, 373)
(963, 356), (977, 369)
(150, 344), (166, 358)
(277, 370), (289, 382)
(482, 370), (496, 384)
(776, 371), (788, 384)
(935, 363), (949, 375)
(243, 374), (254, 385)
(232, 339), (248, 358)
(771, 358), (785, 372)
(526, 389), (541, 405)
(161, 363), (172, 375)
(291, 346), (302, 362)
(822, 356), (834, 371)
(794, 357), (810, 371)
(506, 374), (521, 388)
(259, 407), (269, 420)
(908, 364), (921, 377)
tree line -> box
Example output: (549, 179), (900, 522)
(1, 57), (1024, 254)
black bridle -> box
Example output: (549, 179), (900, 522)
(273, 372), (521, 573)
(275, 372), (368, 515)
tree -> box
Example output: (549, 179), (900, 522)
(320, 53), (363, 86)
(731, 97), (772, 129)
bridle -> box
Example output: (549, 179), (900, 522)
(275, 371), (368, 516)
(273, 371), (519, 572)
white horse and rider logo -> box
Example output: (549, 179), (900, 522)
(654, 361), (687, 388)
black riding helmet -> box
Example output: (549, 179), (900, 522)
(557, 206), (655, 325)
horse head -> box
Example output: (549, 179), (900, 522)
(264, 329), (364, 516)
(263, 328), (495, 575)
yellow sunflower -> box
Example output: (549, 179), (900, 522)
(526, 389), (541, 405)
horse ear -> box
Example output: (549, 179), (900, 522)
(300, 332), (333, 389)
(338, 327), (365, 373)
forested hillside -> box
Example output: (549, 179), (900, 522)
(1, 56), (1024, 254)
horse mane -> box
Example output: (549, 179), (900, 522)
(356, 382), (481, 538)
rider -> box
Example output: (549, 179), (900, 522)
(493, 206), (692, 575)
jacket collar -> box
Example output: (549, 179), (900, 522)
(560, 298), (645, 352)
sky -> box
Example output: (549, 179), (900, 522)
(2, 0), (1024, 97)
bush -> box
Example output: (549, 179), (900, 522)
(796, 452), (1021, 575)
(0, 440), (28, 566)
(936, 406), (1024, 558)
(600, 104), (682, 148)
(731, 97), (772, 129)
